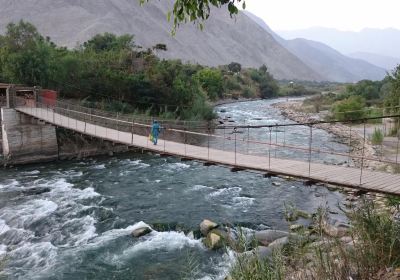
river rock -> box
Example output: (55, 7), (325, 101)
(255, 230), (289, 246)
(340, 236), (353, 244)
(132, 227), (152, 238)
(186, 231), (195, 239)
(289, 224), (303, 231)
(322, 222), (349, 238)
(272, 182), (281, 186)
(22, 187), (51, 196)
(268, 236), (289, 250)
(200, 219), (218, 236)
(204, 232), (223, 250)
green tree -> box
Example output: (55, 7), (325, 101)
(195, 68), (224, 100)
(0, 20), (54, 86)
(258, 65), (279, 99)
(227, 62), (242, 73)
(83, 33), (134, 52)
(384, 65), (400, 113)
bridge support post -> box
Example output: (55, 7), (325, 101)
(6, 85), (16, 108)
(234, 127), (237, 165)
(207, 124), (210, 161)
(308, 125), (313, 176)
(396, 116), (399, 165)
(360, 120), (366, 185)
(184, 127), (187, 157)
(268, 127), (272, 169)
(131, 118), (134, 145)
(247, 127), (250, 154)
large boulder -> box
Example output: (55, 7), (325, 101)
(204, 232), (223, 250)
(200, 219), (218, 236)
(132, 227), (152, 238)
(255, 230), (289, 246)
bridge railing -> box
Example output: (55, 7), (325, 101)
(15, 97), (400, 186)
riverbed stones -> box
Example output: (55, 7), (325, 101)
(200, 219), (218, 236)
(268, 236), (289, 250)
(255, 230), (289, 246)
(132, 226), (152, 238)
(289, 224), (303, 231)
(322, 222), (349, 238)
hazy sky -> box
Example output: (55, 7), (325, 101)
(244, 0), (400, 31)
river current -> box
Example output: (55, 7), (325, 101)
(0, 99), (349, 279)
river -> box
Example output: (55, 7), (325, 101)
(0, 99), (349, 279)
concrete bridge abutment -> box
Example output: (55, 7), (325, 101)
(1, 108), (58, 165)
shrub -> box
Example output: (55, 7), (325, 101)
(371, 128), (384, 145)
(331, 96), (366, 121)
(242, 86), (255, 98)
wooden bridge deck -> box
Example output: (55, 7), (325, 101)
(16, 106), (400, 196)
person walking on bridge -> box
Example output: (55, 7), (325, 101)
(150, 120), (161, 145)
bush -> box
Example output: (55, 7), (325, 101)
(242, 86), (255, 98)
(371, 128), (384, 145)
(331, 96), (366, 121)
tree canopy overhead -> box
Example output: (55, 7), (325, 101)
(140, 0), (245, 31)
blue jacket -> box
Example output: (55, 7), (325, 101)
(152, 122), (160, 137)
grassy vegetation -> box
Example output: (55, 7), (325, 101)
(371, 128), (384, 145)
(228, 199), (400, 280)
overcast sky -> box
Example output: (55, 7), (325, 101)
(243, 0), (400, 31)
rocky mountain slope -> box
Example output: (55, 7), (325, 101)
(0, 0), (323, 81)
(244, 12), (387, 82)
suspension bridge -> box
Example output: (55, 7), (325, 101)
(0, 84), (400, 195)
(1, 86), (400, 195)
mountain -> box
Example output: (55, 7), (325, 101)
(244, 12), (386, 82)
(0, 0), (323, 81)
(278, 27), (400, 59)
(348, 52), (399, 71)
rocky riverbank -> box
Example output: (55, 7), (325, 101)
(272, 101), (385, 170)
(129, 208), (400, 280)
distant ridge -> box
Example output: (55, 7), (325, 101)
(244, 11), (387, 82)
(278, 27), (400, 58)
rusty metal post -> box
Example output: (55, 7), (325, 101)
(247, 127), (250, 154)
(84, 111), (87, 133)
(163, 125), (166, 153)
(269, 127), (272, 169)
(131, 117), (134, 145)
(360, 120), (366, 186)
(234, 127), (237, 165)
(396, 116), (400, 165)
(184, 127), (187, 157)
(308, 125), (313, 176)
(223, 126), (226, 151)
(348, 125), (352, 164)
(207, 124), (210, 161)
(275, 124), (278, 158)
